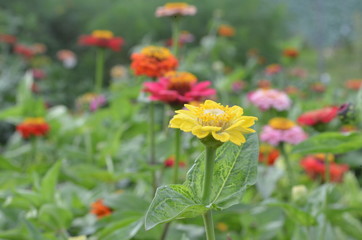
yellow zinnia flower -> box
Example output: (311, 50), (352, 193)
(169, 100), (257, 145)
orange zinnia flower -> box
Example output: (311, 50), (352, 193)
(283, 48), (299, 59)
(218, 24), (235, 37)
(155, 2), (197, 17)
(90, 199), (112, 219)
(345, 79), (362, 90)
(130, 46), (178, 78)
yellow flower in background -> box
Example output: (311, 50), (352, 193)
(169, 100), (257, 145)
(91, 30), (114, 39)
(269, 117), (295, 130)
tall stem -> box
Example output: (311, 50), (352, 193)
(95, 48), (105, 93)
(203, 211), (216, 240)
(149, 101), (157, 195)
(280, 143), (295, 186)
(173, 129), (181, 183)
(201, 146), (216, 240)
(149, 101), (156, 164)
(31, 137), (38, 166)
(325, 154), (331, 182)
(172, 16), (180, 57)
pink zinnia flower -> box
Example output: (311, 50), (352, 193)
(248, 88), (291, 111)
(260, 118), (307, 146)
(143, 71), (216, 108)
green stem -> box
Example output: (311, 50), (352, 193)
(325, 154), (331, 183)
(201, 146), (216, 240)
(31, 137), (38, 166)
(173, 129), (181, 183)
(202, 210), (216, 240)
(172, 16), (180, 57)
(149, 101), (156, 165)
(202, 146), (216, 202)
(95, 48), (105, 93)
(149, 101), (157, 195)
(280, 143), (295, 186)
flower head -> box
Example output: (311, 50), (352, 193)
(131, 46), (178, 78)
(78, 30), (124, 51)
(283, 48), (299, 59)
(155, 2), (197, 17)
(297, 106), (338, 126)
(0, 34), (17, 44)
(218, 24), (235, 37)
(300, 155), (349, 182)
(248, 88), (291, 111)
(260, 118), (307, 146)
(169, 100), (257, 146)
(14, 44), (36, 59)
(76, 93), (107, 112)
(57, 50), (77, 68)
(143, 71), (216, 108)
(265, 64), (282, 76)
(164, 156), (186, 168)
(345, 79), (362, 90)
(110, 64), (128, 79)
(90, 199), (112, 219)
(259, 144), (280, 165)
(16, 118), (50, 139)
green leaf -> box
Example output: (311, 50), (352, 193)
(145, 185), (207, 230)
(40, 161), (61, 202)
(145, 133), (259, 230)
(187, 133), (259, 209)
(37, 204), (72, 231)
(96, 215), (143, 240)
(292, 132), (362, 155)
(327, 212), (362, 239)
(267, 202), (317, 226)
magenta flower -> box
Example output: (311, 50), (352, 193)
(143, 71), (216, 108)
(248, 88), (291, 111)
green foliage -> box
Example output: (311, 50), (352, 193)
(145, 133), (259, 230)
(292, 132), (362, 155)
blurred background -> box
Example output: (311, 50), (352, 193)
(1, 0), (362, 106)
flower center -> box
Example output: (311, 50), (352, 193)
(165, 71), (197, 93)
(164, 2), (189, 9)
(195, 104), (233, 129)
(24, 117), (46, 125)
(92, 30), (114, 39)
(141, 46), (172, 60)
(269, 117), (295, 130)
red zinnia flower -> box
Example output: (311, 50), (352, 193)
(258, 144), (280, 166)
(300, 155), (349, 182)
(164, 156), (186, 168)
(16, 118), (50, 139)
(14, 44), (35, 59)
(0, 34), (17, 44)
(131, 46), (178, 78)
(283, 48), (299, 59)
(297, 106), (338, 126)
(78, 30), (124, 51)
(143, 71), (216, 108)
(90, 199), (112, 219)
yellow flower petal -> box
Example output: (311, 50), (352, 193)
(212, 131), (230, 142)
